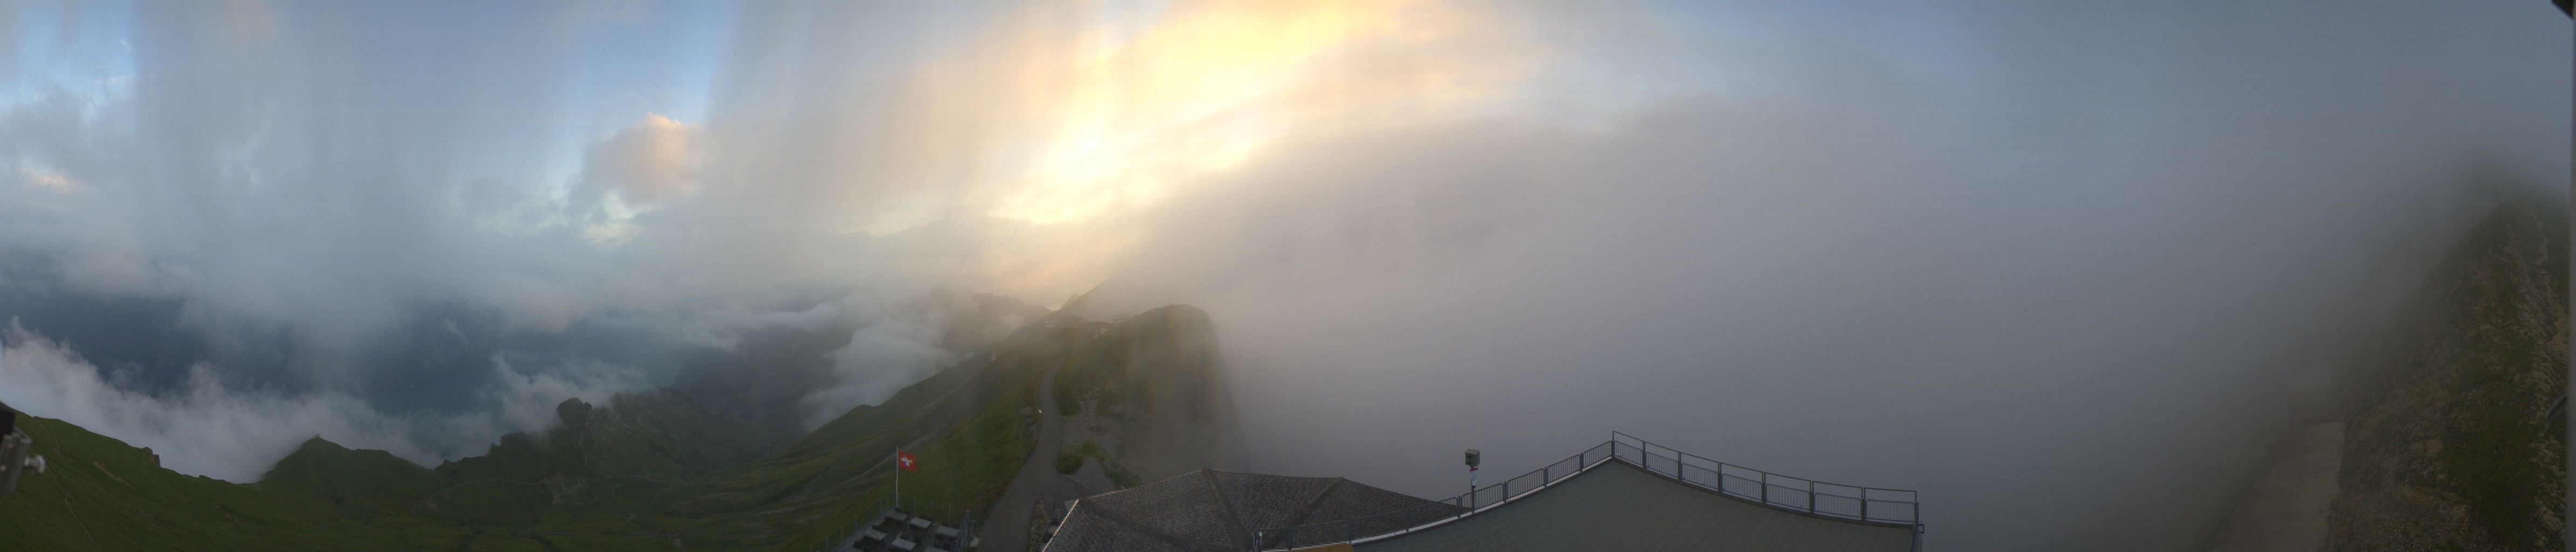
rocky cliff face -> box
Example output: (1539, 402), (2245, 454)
(1051, 305), (1248, 484)
(2324, 201), (2567, 551)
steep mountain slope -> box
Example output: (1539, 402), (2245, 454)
(2324, 201), (2568, 551)
(1052, 305), (1247, 483)
(0, 301), (1238, 552)
(0, 416), (375, 550)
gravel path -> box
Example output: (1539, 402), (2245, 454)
(977, 360), (1093, 552)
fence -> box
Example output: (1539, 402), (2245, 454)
(1252, 431), (1920, 550)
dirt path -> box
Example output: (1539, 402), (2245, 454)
(976, 359), (1093, 552)
(64, 496), (95, 545)
(2202, 420), (2344, 552)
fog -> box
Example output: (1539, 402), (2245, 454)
(0, 2), (2568, 549)
(1066, 3), (2570, 550)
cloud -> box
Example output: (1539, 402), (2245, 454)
(0, 320), (646, 482)
(614, 301), (845, 352)
(0, 0), (1553, 389)
(0, 2), (612, 378)
(571, 113), (703, 242)
(800, 296), (958, 429)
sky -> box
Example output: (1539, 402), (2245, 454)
(0, 1), (2568, 550)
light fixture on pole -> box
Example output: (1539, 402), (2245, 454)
(1463, 448), (1480, 497)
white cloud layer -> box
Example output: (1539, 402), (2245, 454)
(803, 296), (958, 429)
(0, 321), (645, 482)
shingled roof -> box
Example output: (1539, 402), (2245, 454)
(1042, 470), (1462, 552)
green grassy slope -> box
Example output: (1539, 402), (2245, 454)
(0, 415), (442, 550)
(439, 389), (763, 483)
(0, 303), (1220, 551)
(2325, 201), (2569, 551)
(0, 416), (232, 550)
(656, 317), (1095, 550)
(0, 392), (757, 550)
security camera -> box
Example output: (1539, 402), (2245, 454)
(0, 401), (46, 496)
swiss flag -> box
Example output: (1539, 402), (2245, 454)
(896, 451), (919, 472)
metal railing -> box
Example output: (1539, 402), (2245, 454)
(1609, 431), (1917, 527)
(1252, 432), (1920, 550)
(1253, 440), (1614, 549)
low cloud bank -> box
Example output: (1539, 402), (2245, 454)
(0, 320), (646, 482)
(804, 300), (959, 429)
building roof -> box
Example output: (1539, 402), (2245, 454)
(1350, 461), (1916, 552)
(1042, 470), (1463, 552)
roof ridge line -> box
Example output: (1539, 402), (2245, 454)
(1201, 470), (1258, 551)
(1263, 477), (1347, 549)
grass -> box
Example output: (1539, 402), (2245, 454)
(0, 415), (415, 550)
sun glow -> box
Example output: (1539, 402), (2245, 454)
(853, 0), (1537, 303)
(975, 0), (1526, 225)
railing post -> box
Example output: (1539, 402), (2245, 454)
(1807, 481), (1817, 514)
(1759, 473), (1769, 504)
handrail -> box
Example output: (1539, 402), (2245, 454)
(1251, 441), (1613, 550)
(1608, 431), (1917, 527)
(1251, 432), (1921, 550)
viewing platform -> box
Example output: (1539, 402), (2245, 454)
(1039, 432), (1922, 552)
